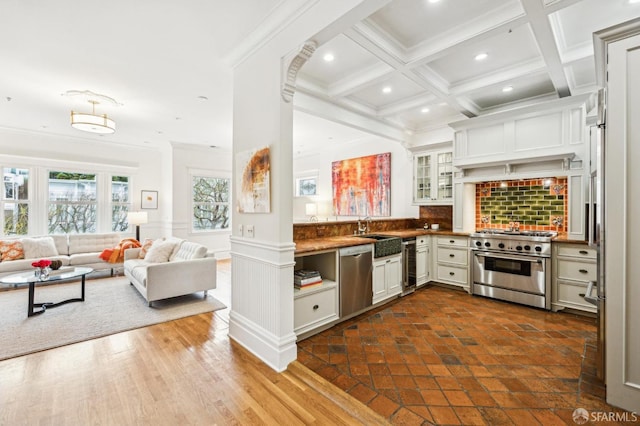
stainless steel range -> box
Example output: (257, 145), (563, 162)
(469, 230), (556, 309)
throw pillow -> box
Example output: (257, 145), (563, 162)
(21, 237), (59, 258)
(0, 240), (24, 261)
(138, 238), (155, 259)
(144, 239), (176, 263)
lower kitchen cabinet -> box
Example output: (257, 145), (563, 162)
(434, 236), (469, 292)
(551, 243), (597, 313)
(293, 250), (339, 338)
(373, 253), (402, 304)
(294, 282), (339, 336)
(416, 236), (429, 287)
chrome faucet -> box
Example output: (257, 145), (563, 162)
(357, 217), (369, 235)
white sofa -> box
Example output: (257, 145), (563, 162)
(0, 233), (123, 278)
(123, 240), (216, 307)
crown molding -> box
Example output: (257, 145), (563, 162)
(223, 0), (320, 68)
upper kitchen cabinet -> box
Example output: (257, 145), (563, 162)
(449, 94), (593, 181)
(412, 148), (453, 205)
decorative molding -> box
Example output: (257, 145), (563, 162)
(229, 310), (297, 373)
(282, 40), (317, 103)
(228, 237), (297, 371)
(223, 0), (320, 68)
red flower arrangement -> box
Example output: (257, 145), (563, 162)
(31, 259), (52, 268)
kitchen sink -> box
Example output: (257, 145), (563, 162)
(357, 234), (402, 258)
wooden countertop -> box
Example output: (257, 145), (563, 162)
(294, 230), (470, 255)
(551, 233), (589, 245)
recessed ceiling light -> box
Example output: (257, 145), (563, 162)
(428, 0), (441, 3)
(323, 53), (334, 62)
(382, 86), (392, 94)
(474, 52), (488, 61)
(197, 96), (208, 101)
(629, 0), (640, 4)
(502, 85), (514, 93)
(421, 107), (430, 113)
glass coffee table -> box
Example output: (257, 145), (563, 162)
(0, 267), (94, 317)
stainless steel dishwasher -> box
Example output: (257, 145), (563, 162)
(339, 244), (373, 318)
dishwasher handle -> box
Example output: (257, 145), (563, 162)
(340, 245), (373, 257)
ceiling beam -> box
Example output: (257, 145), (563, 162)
(521, 0), (571, 97)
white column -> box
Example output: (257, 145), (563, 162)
(228, 0), (392, 372)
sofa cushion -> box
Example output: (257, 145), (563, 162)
(144, 239), (177, 263)
(124, 259), (149, 287)
(0, 255), (69, 274)
(69, 252), (102, 266)
(0, 240), (24, 261)
(171, 242), (207, 261)
(21, 237), (58, 258)
(68, 233), (121, 255)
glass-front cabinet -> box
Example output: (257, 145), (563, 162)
(413, 150), (453, 204)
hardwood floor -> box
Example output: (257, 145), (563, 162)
(0, 260), (387, 426)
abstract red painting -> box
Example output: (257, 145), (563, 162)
(332, 152), (391, 217)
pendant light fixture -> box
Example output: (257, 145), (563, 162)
(70, 99), (116, 134)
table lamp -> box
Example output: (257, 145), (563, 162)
(305, 203), (318, 222)
(127, 211), (148, 241)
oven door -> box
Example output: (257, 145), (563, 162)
(472, 251), (547, 296)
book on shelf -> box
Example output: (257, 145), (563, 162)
(294, 275), (323, 285)
(294, 269), (321, 278)
(294, 280), (323, 290)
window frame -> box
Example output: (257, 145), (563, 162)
(190, 170), (231, 234)
(1, 166), (32, 236)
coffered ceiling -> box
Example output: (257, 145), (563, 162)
(0, 0), (638, 152)
(295, 0), (640, 139)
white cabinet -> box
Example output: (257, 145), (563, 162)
(450, 94), (590, 172)
(416, 236), (429, 286)
(294, 283), (339, 337)
(551, 243), (596, 314)
(434, 236), (469, 292)
(293, 250), (339, 338)
(372, 253), (401, 304)
(413, 150), (453, 204)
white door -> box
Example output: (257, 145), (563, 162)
(604, 31), (640, 412)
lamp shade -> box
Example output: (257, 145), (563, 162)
(71, 111), (115, 134)
(127, 211), (148, 225)
(305, 203), (317, 216)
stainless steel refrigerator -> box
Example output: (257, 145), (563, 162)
(586, 88), (606, 380)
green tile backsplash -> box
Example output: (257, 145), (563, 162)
(475, 178), (568, 231)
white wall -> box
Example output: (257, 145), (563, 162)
(293, 136), (418, 222)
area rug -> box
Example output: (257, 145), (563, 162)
(0, 276), (226, 361)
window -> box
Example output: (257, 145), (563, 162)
(48, 171), (97, 234)
(2, 167), (30, 235)
(111, 176), (130, 232)
(192, 176), (230, 231)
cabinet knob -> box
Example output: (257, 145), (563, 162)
(579, 250), (588, 255)
(449, 272), (455, 276)
(449, 254), (455, 258)
(313, 305), (319, 310)
(449, 240), (455, 244)
(579, 269), (588, 274)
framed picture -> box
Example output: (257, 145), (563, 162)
(294, 170), (318, 197)
(141, 190), (158, 209)
(236, 146), (271, 213)
(332, 152), (391, 216)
